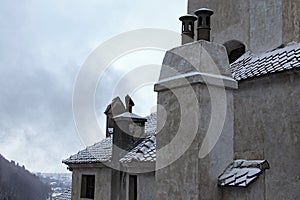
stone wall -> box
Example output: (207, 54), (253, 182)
(71, 166), (111, 200)
(188, 0), (300, 54)
(233, 69), (300, 200)
(138, 172), (156, 200)
(155, 41), (235, 200)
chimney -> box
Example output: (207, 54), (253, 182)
(113, 113), (147, 154)
(104, 97), (126, 137)
(194, 8), (214, 41)
(110, 99), (145, 200)
(125, 95), (135, 113)
(179, 14), (197, 45)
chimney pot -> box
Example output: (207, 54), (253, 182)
(179, 14), (197, 45)
(194, 8), (214, 41)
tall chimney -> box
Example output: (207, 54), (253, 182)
(194, 8), (214, 41)
(179, 14), (197, 45)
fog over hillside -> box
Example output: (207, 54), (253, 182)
(0, 154), (51, 200)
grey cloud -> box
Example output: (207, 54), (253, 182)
(0, 0), (186, 172)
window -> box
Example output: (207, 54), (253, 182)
(81, 175), (95, 199)
(129, 175), (137, 200)
(223, 40), (246, 64)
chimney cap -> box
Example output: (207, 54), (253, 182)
(179, 14), (197, 21)
(194, 8), (214, 16)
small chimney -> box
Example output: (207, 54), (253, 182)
(104, 97), (126, 137)
(179, 14), (197, 45)
(194, 8), (214, 41)
(125, 95), (135, 113)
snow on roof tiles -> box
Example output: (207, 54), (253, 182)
(63, 113), (157, 165)
(62, 137), (112, 164)
(144, 112), (157, 135)
(230, 42), (300, 81)
(114, 112), (146, 120)
(53, 189), (71, 200)
(120, 135), (156, 164)
(218, 160), (270, 187)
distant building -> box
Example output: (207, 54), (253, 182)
(59, 0), (300, 199)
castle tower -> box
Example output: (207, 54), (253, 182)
(188, 0), (300, 54)
(154, 10), (237, 196)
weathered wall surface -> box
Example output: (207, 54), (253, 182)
(155, 41), (235, 200)
(71, 166), (111, 200)
(188, 0), (299, 54)
(233, 69), (300, 200)
(283, 0), (300, 44)
(138, 172), (156, 200)
(188, 0), (251, 51)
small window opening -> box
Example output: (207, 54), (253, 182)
(129, 175), (137, 200)
(81, 175), (95, 199)
(224, 40), (246, 64)
(188, 23), (192, 31)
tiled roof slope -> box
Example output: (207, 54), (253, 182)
(53, 189), (71, 200)
(218, 160), (270, 187)
(63, 113), (157, 165)
(145, 112), (157, 135)
(120, 135), (156, 164)
(231, 42), (300, 81)
(63, 137), (112, 164)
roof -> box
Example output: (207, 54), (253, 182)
(63, 113), (157, 165)
(218, 160), (270, 187)
(120, 135), (156, 164)
(114, 112), (146, 120)
(144, 112), (157, 135)
(63, 137), (112, 164)
(230, 42), (300, 81)
(104, 97), (125, 115)
(53, 189), (71, 200)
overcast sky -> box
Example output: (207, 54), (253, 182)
(0, 0), (187, 172)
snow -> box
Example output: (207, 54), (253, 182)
(114, 112), (145, 119)
(218, 160), (269, 187)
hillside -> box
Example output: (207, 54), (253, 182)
(0, 154), (51, 200)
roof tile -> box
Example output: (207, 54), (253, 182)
(53, 189), (71, 200)
(230, 43), (300, 81)
(63, 113), (157, 165)
(218, 160), (269, 187)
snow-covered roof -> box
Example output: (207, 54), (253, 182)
(120, 135), (156, 164)
(114, 112), (146, 120)
(218, 160), (270, 187)
(53, 189), (71, 200)
(144, 112), (157, 135)
(230, 42), (300, 81)
(63, 113), (157, 165)
(63, 137), (112, 164)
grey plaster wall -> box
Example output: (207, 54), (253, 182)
(71, 167), (111, 200)
(283, 0), (300, 44)
(156, 84), (235, 200)
(188, 0), (300, 54)
(155, 41), (235, 200)
(138, 172), (156, 200)
(233, 69), (300, 200)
